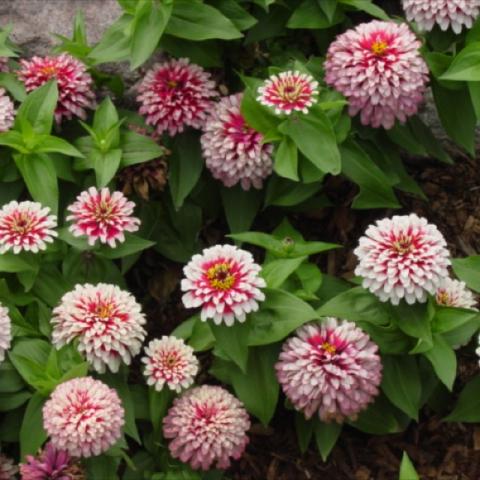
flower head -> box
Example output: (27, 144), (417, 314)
(0, 454), (17, 480)
(18, 53), (95, 123)
(257, 70), (319, 115)
(137, 58), (217, 136)
(0, 304), (11, 364)
(67, 187), (140, 247)
(142, 336), (199, 393)
(402, 0), (480, 33)
(51, 283), (146, 373)
(354, 214), (450, 305)
(276, 318), (382, 422)
(181, 244), (266, 326)
(20, 442), (85, 480)
(324, 21), (428, 129)
(43, 377), (124, 458)
(435, 277), (477, 310)
(201, 93), (273, 190)
(0, 88), (14, 132)
(0, 201), (57, 254)
(163, 385), (250, 470)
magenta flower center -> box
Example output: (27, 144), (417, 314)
(195, 402), (219, 424)
(94, 202), (115, 222)
(370, 39), (389, 56)
(392, 235), (414, 255)
(307, 332), (347, 364)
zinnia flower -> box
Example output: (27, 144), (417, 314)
(0, 200), (57, 254)
(137, 58), (217, 136)
(354, 214), (450, 305)
(435, 277), (477, 310)
(324, 21), (428, 129)
(257, 70), (319, 115)
(51, 283), (146, 373)
(163, 385), (250, 470)
(0, 304), (11, 364)
(142, 336), (199, 393)
(20, 442), (85, 480)
(0, 88), (14, 132)
(66, 187), (140, 248)
(43, 377), (124, 458)
(181, 244), (266, 326)
(18, 53), (95, 123)
(201, 93), (273, 190)
(276, 318), (382, 422)
(402, 0), (480, 33)
(0, 454), (17, 480)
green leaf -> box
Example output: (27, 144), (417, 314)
(0, 253), (37, 273)
(261, 256), (306, 288)
(149, 388), (173, 434)
(440, 43), (480, 81)
(20, 392), (47, 459)
(98, 234), (154, 259)
(338, 0), (389, 20)
(274, 136), (299, 181)
(295, 413), (314, 453)
(212, 321), (250, 373)
(433, 306), (480, 333)
(391, 301), (433, 349)
(0, 72), (26, 101)
(452, 256), (480, 292)
(166, 0), (243, 41)
(0, 361), (26, 393)
(221, 185), (263, 234)
(120, 131), (165, 167)
(399, 452), (420, 480)
(265, 175), (323, 207)
(314, 421), (342, 461)
(240, 86), (280, 134)
(349, 395), (402, 434)
(381, 356), (421, 420)
(287, 0), (344, 29)
(209, 0), (257, 30)
(444, 375), (480, 422)
(35, 135), (84, 157)
(93, 148), (122, 188)
(85, 456), (119, 480)
(423, 334), (457, 390)
(0, 390), (31, 411)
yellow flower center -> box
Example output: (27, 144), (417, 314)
(207, 263), (235, 290)
(167, 80), (178, 89)
(95, 202), (113, 222)
(40, 65), (58, 77)
(371, 40), (388, 56)
(96, 303), (113, 319)
(12, 214), (32, 234)
(436, 291), (452, 306)
(392, 236), (413, 255)
(279, 82), (302, 101)
(321, 342), (336, 355)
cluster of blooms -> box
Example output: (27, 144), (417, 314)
(43, 377), (124, 458)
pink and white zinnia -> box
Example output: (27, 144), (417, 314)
(0, 88), (14, 132)
(163, 385), (250, 470)
(354, 214), (450, 305)
(0, 304), (11, 364)
(257, 70), (319, 115)
(324, 21), (428, 129)
(67, 187), (140, 247)
(402, 0), (480, 33)
(181, 244), (266, 326)
(51, 283), (147, 373)
(0, 201), (57, 254)
(142, 336), (199, 393)
(43, 377), (124, 458)
(276, 318), (382, 422)
(435, 277), (477, 310)
(201, 93), (273, 190)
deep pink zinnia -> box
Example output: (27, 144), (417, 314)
(324, 21), (428, 129)
(17, 53), (95, 123)
(163, 385), (250, 470)
(201, 93), (273, 190)
(276, 318), (382, 422)
(66, 187), (140, 247)
(43, 377), (124, 458)
(137, 57), (217, 136)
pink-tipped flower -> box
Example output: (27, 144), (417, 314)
(0, 88), (14, 132)
(0, 304), (11, 364)
(324, 21), (428, 129)
(137, 58), (217, 136)
(0, 454), (17, 480)
(163, 385), (250, 471)
(276, 318), (382, 422)
(66, 187), (140, 248)
(51, 283), (146, 373)
(0, 201), (57, 254)
(43, 377), (124, 458)
(142, 336), (199, 393)
(181, 244), (266, 326)
(354, 214), (450, 305)
(201, 93), (273, 190)
(435, 277), (477, 310)
(402, 0), (480, 33)
(257, 70), (319, 115)
(20, 442), (85, 480)
(18, 53), (95, 123)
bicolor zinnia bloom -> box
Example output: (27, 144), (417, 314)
(0, 454), (17, 480)
(402, 0), (480, 33)
(0, 304), (11, 364)
(435, 277), (477, 310)
(51, 283), (147, 373)
(201, 93), (273, 190)
(324, 21), (428, 129)
(0, 88), (14, 132)
(66, 187), (140, 247)
(163, 385), (250, 470)
(257, 70), (319, 115)
(276, 318), (382, 422)
(137, 58), (217, 136)
(18, 53), (95, 123)
(43, 377), (124, 458)
(20, 442), (85, 480)
(142, 336), (199, 393)
(354, 214), (450, 305)
(181, 244), (266, 326)
(0, 200), (57, 254)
